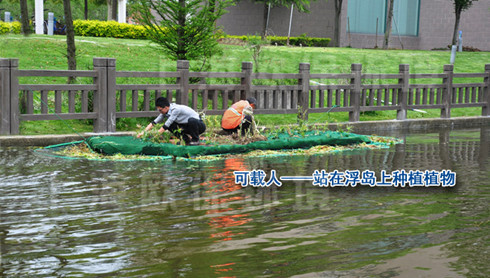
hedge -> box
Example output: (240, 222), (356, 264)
(73, 20), (149, 39)
(271, 35), (331, 47)
(0, 21), (21, 35)
(225, 34), (331, 47)
(68, 20), (331, 47)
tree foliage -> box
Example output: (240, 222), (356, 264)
(131, 0), (232, 63)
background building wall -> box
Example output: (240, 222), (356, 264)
(218, 0), (490, 51)
(418, 0), (489, 51)
(217, 0), (336, 40)
(216, 1), (265, 36)
(343, 0), (490, 51)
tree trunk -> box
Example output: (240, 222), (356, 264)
(84, 0), (88, 20)
(452, 9), (461, 46)
(112, 0), (118, 21)
(177, 0), (187, 60)
(261, 3), (268, 39)
(383, 0), (394, 49)
(107, 0), (112, 20)
(333, 0), (343, 47)
(107, 0), (117, 21)
(63, 0), (77, 82)
(19, 0), (29, 111)
(19, 0), (30, 35)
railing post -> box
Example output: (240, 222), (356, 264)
(107, 58), (116, 132)
(93, 58), (108, 133)
(9, 59), (19, 134)
(298, 63), (310, 121)
(349, 63), (361, 122)
(441, 64), (453, 119)
(0, 59), (10, 135)
(482, 64), (490, 116)
(397, 64), (409, 120)
(241, 61), (253, 100)
(177, 60), (189, 105)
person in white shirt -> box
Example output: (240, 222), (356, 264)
(137, 97), (206, 145)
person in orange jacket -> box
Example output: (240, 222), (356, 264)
(221, 97), (257, 136)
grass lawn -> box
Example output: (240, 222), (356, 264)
(1, 34), (489, 135)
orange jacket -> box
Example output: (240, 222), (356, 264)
(221, 100), (251, 129)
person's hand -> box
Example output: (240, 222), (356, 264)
(137, 132), (144, 138)
(158, 127), (165, 133)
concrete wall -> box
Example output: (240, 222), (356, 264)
(218, 0), (490, 51)
(217, 0), (337, 40)
(216, 1), (265, 36)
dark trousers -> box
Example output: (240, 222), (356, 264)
(222, 115), (253, 136)
(167, 118), (206, 144)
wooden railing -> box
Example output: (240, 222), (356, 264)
(0, 58), (489, 134)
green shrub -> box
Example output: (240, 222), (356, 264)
(69, 20), (331, 47)
(73, 20), (149, 39)
(224, 34), (330, 47)
(0, 21), (21, 35)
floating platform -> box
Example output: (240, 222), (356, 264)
(35, 130), (398, 161)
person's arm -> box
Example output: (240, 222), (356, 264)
(163, 106), (179, 130)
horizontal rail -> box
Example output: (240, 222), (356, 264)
(18, 70), (98, 77)
(361, 84), (401, 89)
(309, 84), (352, 90)
(406, 104), (445, 109)
(310, 73), (352, 79)
(451, 102), (486, 108)
(20, 112), (97, 121)
(19, 84), (98, 91)
(254, 108), (307, 114)
(115, 84), (180, 90)
(362, 73), (401, 79)
(189, 84), (245, 90)
(408, 84), (445, 89)
(308, 106), (354, 113)
(253, 85), (300, 90)
(452, 83), (485, 88)
(116, 71), (180, 78)
(252, 73), (300, 79)
(409, 73), (446, 79)
(360, 105), (402, 111)
(189, 72), (244, 78)
(453, 73), (488, 78)
(116, 111), (159, 118)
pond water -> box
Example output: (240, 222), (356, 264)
(0, 127), (488, 277)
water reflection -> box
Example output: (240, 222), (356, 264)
(0, 127), (488, 277)
(203, 159), (251, 242)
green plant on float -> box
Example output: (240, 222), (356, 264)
(137, 123), (171, 144)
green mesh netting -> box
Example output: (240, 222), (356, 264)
(87, 130), (371, 158)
